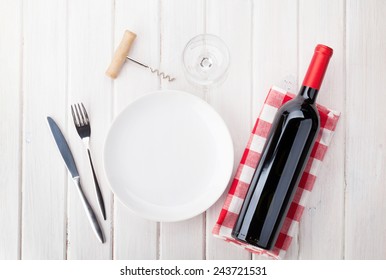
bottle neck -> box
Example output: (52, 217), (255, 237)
(302, 45), (333, 90)
(298, 86), (318, 104)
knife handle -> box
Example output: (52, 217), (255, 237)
(73, 177), (105, 243)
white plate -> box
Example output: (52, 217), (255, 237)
(103, 90), (234, 222)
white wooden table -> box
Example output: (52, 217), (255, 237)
(1, 0), (385, 260)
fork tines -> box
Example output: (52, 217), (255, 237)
(71, 103), (89, 127)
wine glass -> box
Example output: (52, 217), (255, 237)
(182, 34), (230, 88)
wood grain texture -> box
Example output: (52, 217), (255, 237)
(159, 0), (206, 260)
(22, 0), (67, 259)
(0, 0), (22, 260)
(345, 0), (386, 259)
(297, 0), (345, 260)
(252, 0), (299, 260)
(66, 0), (113, 259)
(2, 0), (386, 260)
(252, 0), (299, 119)
(205, 0), (252, 260)
(113, 0), (160, 260)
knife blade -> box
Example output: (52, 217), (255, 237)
(47, 116), (105, 243)
(47, 117), (79, 178)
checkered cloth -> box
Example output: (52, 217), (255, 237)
(212, 86), (340, 259)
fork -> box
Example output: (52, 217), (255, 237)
(71, 103), (106, 220)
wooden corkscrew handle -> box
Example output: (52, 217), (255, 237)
(105, 30), (137, 79)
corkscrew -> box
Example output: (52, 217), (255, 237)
(126, 56), (175, 82)
(106, 30), (175, 82)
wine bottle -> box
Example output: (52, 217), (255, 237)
(231, 44), (333, 250)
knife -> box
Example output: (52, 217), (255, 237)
(47, 116), (105, 243)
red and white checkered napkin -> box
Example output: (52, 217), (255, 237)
(212, 86), (340, 259)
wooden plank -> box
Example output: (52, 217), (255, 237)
(22, 0), (67, 259)
(253, 0), (298, 119)
(205, 0), (252, 260)
(252, 0), (298, 260)
(297, 0), (345, 260)
(159, 0), (206, 259)
(0, 0), (22, 260)
(159, 0), (204, 98)
(113, 0), (160, 260)
(66, 0), (113, 259)
(345, 0), (386, 259)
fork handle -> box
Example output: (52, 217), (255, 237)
(87, 149), (107, 220)
(73, 177), (105, 243)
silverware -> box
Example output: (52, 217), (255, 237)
(71, 103), (106, 220)
(47, 116), (105, 243)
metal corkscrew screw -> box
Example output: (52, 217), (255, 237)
(106, 30), (175, 82)
(126, 56), (175, 82)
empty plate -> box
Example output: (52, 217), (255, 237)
(103, 90), (234, 222)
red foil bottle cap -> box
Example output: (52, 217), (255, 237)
(302, 44), (333, 90)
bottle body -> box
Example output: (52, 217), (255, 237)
(231, 86), (320, 249)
